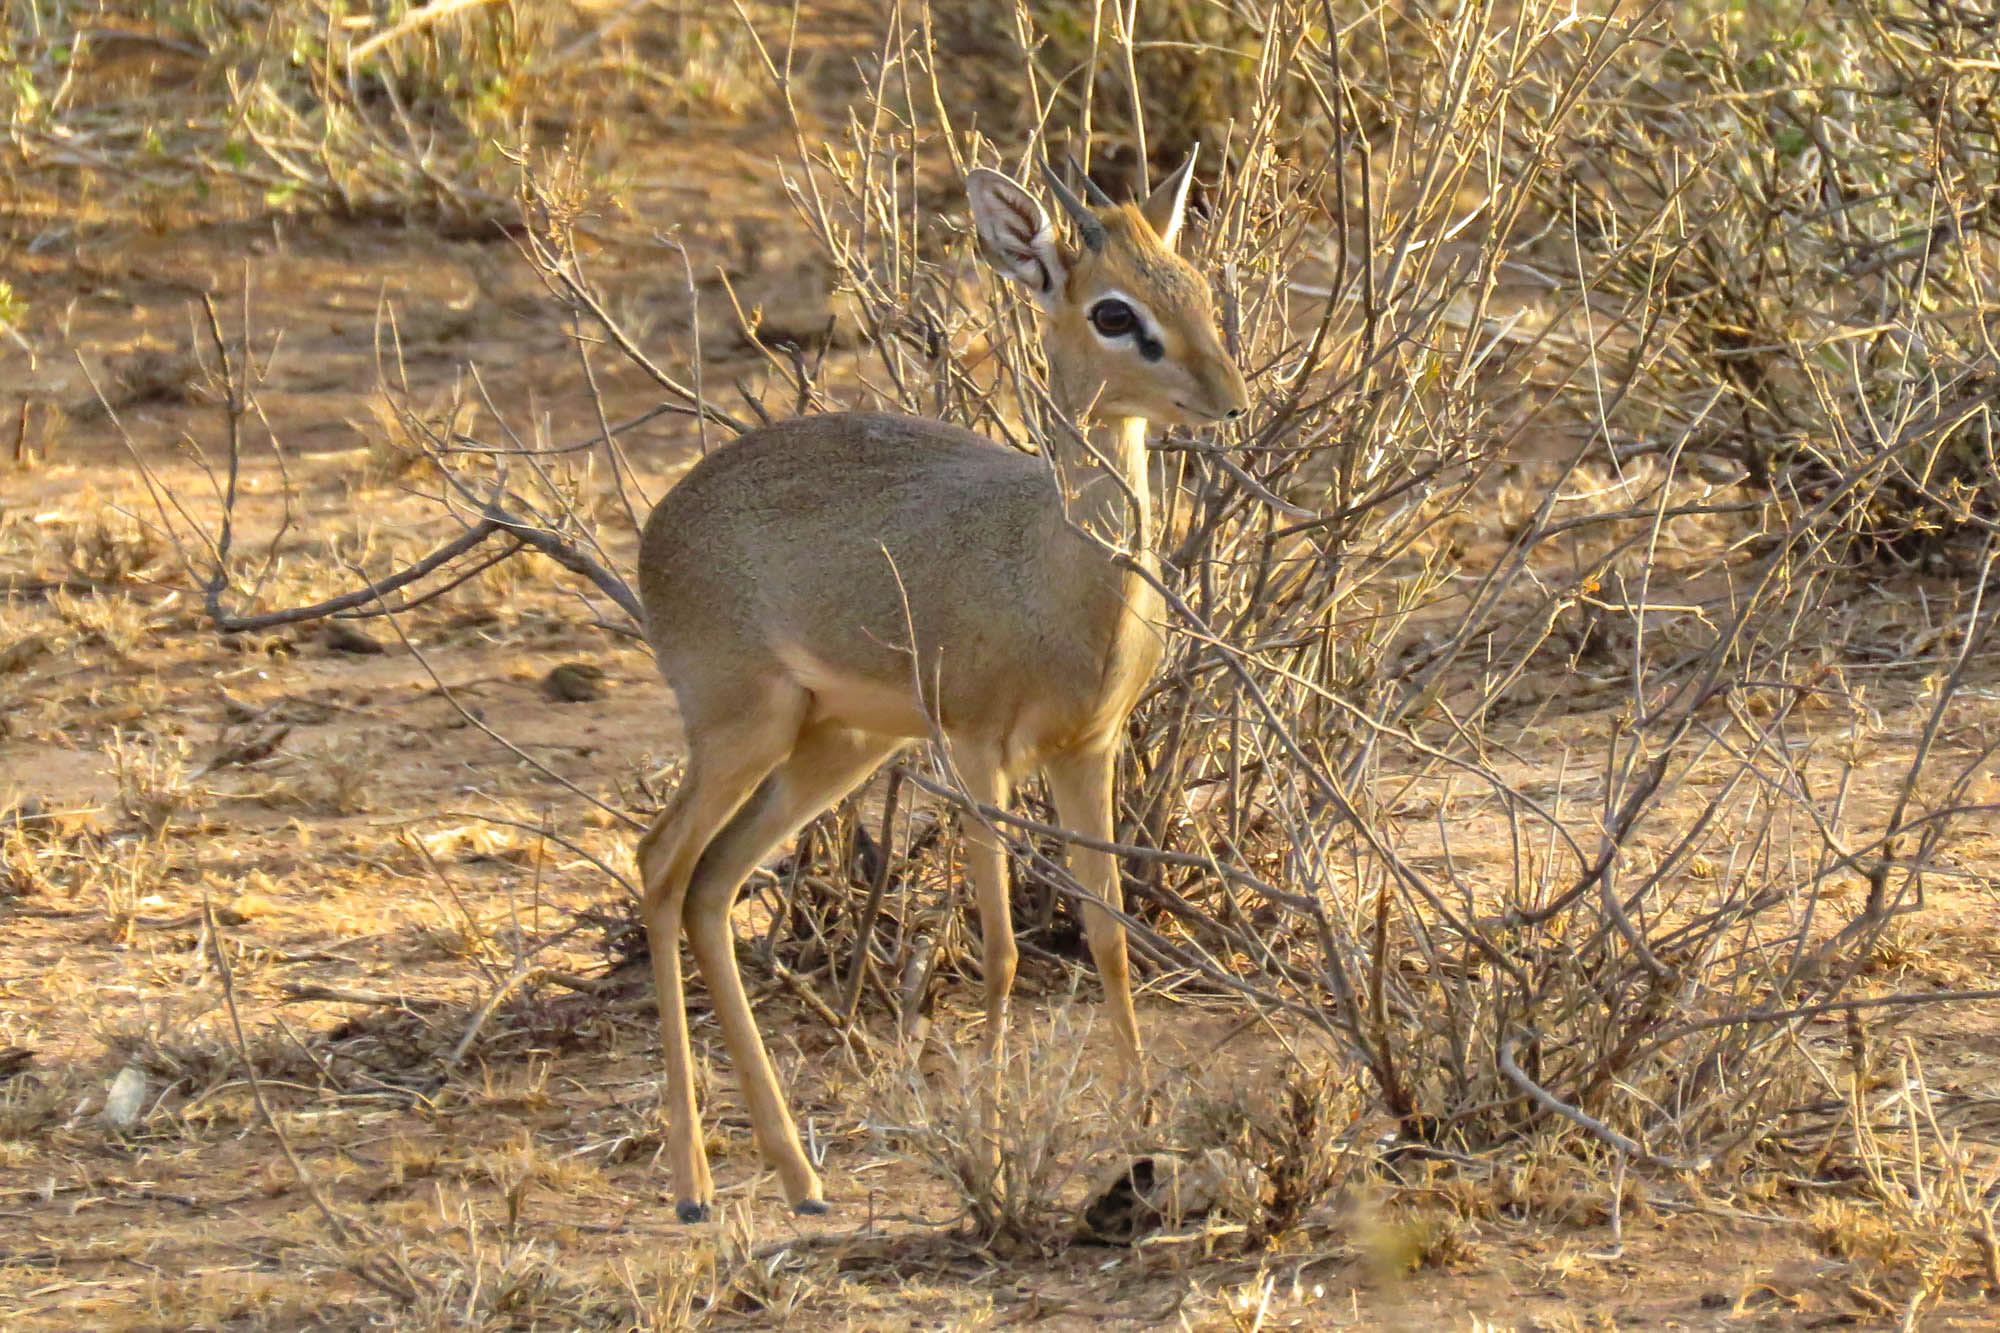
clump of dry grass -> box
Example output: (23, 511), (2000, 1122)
(253, 732), (392, 817)
(42, 583), (156, 664)
(1802, 1046), (2000, 1315)
(8, 400), (67, 467)
(63, 513), (161, 584)
(356, 384), (479, 483)
(106, 728), (205, 834)
(0, 818), (55, 898)
(1364, 1204), (1486, 1277)
(0, 1063), (73, 1142)
(90, 834), (170, 942)
(864, 1005), (1126, 1242)
(1174, 1060), (1366, 1245)
(91, 989), (326, 1112)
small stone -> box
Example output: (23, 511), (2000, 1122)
(324, 621), (386, 655)
(541, 663), (606, 703)
(0, 632), (52, 674)
(102, 1063), (149, 1130)
(1080, 1153), (1233, 1242)
(1688, 454), (1747, 486)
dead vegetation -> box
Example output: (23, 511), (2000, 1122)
(4, 0), (2000, 1328)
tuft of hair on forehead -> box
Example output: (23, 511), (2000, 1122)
(1089, 206), (1214, 314)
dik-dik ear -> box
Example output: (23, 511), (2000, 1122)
(1139, 146), (1199, 248)
(967, 168), (1067, 309)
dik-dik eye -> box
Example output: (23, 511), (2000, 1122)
(1088, 298), (1138, 338)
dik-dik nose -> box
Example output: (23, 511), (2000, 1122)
(1208, 361), (1251, 423)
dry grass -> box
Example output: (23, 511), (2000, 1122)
(1, 0), (780, 230)
(3, 0), (2000, 1328)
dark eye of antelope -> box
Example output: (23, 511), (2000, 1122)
(1089, 298), (1138, 338)
(1089, 298), (1164, 361)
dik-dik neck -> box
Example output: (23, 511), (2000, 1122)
(1043, 410), (1155, 560)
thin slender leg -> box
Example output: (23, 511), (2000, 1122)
(950, 739), (1014, 1187)
(682, 723), (904, 1214)
(638, 680), (806, 1223)
(637, 793), (711, 1214)
(1042, 745), (1143, 1076)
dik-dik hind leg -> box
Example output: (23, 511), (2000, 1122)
(1042, 745), (1143, 1077)
(638, 678), (807, 1224)
(681, 722), (903, 1215)
(950, 740), (1015, 1186)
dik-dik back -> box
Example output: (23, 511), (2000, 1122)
(639, 411), (1134, 749)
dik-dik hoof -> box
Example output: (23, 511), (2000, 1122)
(793, 1198), (830, 1216)
(675, 1199), (712, 1225)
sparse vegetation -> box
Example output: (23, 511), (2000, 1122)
(3, 0), (1999, 1327)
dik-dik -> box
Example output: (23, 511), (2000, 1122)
(635, 155), (1248, 1221)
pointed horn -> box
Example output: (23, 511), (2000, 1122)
(1039, 158), (1106, 252)
(1065, 155), (1116, 208)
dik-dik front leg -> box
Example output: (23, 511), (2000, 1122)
(1042, 744), (1143, 1075)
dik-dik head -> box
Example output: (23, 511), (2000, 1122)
(967, 154), (1250, 428)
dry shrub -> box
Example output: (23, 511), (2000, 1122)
(942, 1), (1315, 174)
(736, 0), (2000, 1180)
(864, 1005), (1126, 1242)
(1535, 0), (2000, 558)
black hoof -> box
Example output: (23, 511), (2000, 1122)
(793, 1198), (831, 1217)
(676, 1199), (712, 1224)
